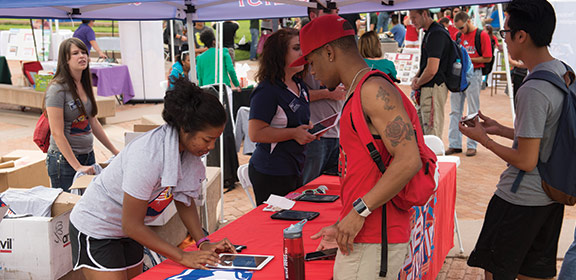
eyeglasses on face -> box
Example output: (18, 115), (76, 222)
(499, 29), (513, 37)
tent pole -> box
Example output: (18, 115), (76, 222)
(186, 16), (198, 83)
(170, 20), (175, 65)
(29, 19), (40, 62)
(217, 21), (226, 225)
(497, 3), (515, 120)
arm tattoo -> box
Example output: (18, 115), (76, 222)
(376, 86), (396, 111)
(385, 115), (413, 147)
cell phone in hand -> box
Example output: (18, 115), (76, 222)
(305, 248), (338, 261)
(461, 113), (478, 127)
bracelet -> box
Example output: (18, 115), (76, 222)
(196, 237), (210, 249)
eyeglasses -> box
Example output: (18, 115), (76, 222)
(499, 29), (513, 37)
(303, 185), (328, 195)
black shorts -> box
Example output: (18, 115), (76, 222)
(467, 195), (564, 279)
(70, 222), (144, 271)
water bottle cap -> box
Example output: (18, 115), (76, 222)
(456, 59), (461, 63)
(283, 219), (307, 238)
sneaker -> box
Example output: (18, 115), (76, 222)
(249, 58), (257, 61)
(445, 148), (463, 155)
(466, 149), (477, 157)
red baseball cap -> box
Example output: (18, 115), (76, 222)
(290, 14), (355, 67)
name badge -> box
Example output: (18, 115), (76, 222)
(288, 98), (301, 112)
(67, 100), (78, 111)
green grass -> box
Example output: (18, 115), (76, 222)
(0, 19), (252, 60)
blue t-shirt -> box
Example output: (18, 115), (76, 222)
(490, 10), (500, 29)
(390, 24), (406, 47)
(73, 23), (96, 55)
(169, 61), (186, 88)
(249, 78), (310, 176)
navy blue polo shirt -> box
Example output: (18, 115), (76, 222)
(249, 78), (310, 176)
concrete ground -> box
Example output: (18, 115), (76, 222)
(1, 59), (574, 278)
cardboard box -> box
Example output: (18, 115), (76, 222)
(0, 192), (80, 280)
(0, 150), (50, 192)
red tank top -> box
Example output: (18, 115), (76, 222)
(338, 72), (412, 244)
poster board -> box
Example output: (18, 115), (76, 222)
(4, 29), (50, 61)
(384, 51), (421, 85)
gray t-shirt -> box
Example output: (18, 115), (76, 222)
(70, 124), (206, 239)
(45, 83), (94, 155)
(303, 72), (344, 138)
(495, 59), (566, 206)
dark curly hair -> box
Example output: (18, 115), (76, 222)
(255, 28), (301, 85)
(162, 77), (226, 135)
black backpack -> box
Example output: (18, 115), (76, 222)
(456, 29), (495, 75)
(511, 62), (576, 205)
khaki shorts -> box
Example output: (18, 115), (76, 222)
(333, 242), (409, 280)
(418, 83), (448, 138)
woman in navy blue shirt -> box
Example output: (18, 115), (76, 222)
(248, 28), (317, 205)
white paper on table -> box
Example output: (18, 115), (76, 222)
(262, 194), (295, 212)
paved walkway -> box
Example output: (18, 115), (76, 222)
(1, 60), (573, 278)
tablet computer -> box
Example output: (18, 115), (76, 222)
(270, 210), (320, 221)
(296, 194), (340, 203)
(208, 254), (274, 270)
(308, 113), (340, 136)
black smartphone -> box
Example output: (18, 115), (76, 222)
(232, 244), (247, 252)
(305, 248), (338, 261)
(270, 210), (320, 221)
(296, 194), (340, 203)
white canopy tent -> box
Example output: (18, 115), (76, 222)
(0, 0), (515, 225)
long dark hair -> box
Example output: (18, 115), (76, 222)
(51, 38), (98, 117)
(255, 28), (300, 85)
(162, 77), (226, 135)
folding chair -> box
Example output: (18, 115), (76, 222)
(237, 163), (256, 208)
(423, 135), (464, 254)
(22, 61), (43, 87)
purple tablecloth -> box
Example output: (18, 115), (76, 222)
(91, 65), (135, 103)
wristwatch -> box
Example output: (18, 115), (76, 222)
(352, 198), (372, 217)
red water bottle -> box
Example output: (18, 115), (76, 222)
(283, 219), (307, 280)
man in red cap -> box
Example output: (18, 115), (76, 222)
(296, 15), (421, 279)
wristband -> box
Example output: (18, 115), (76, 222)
(196, 237), (210, 249)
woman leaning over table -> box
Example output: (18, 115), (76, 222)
(45, 38), (119, 192)
(248, 28), (317, 205)
(69, 77), (236, 280)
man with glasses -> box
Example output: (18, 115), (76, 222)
(460, 0), (566, 278)
(446, 12), (493, 157)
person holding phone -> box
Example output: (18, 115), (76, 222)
(248, 28), (317, 205)
(45, 38), (119, 192)
(69, 77), (236, 280)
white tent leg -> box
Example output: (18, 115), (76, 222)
(497, 3), (515, 120)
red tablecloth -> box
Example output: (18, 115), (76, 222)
(136, 162), (456, 280)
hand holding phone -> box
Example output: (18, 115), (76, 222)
(461, 113), (478, 127)
(305, 248), (338, 261)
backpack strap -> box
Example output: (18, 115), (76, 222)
(474, 29), (483, 57)
(511, 64), (573, 193)
(347, 69), (396, 277)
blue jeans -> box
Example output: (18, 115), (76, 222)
(46, 149), (95, 192)
(249, 28), (259, 60)
(376, 12), (390, 33)
(559, 225), (576, 279)
(301, 137), (340, 185)
(448, 69), (482, 150)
